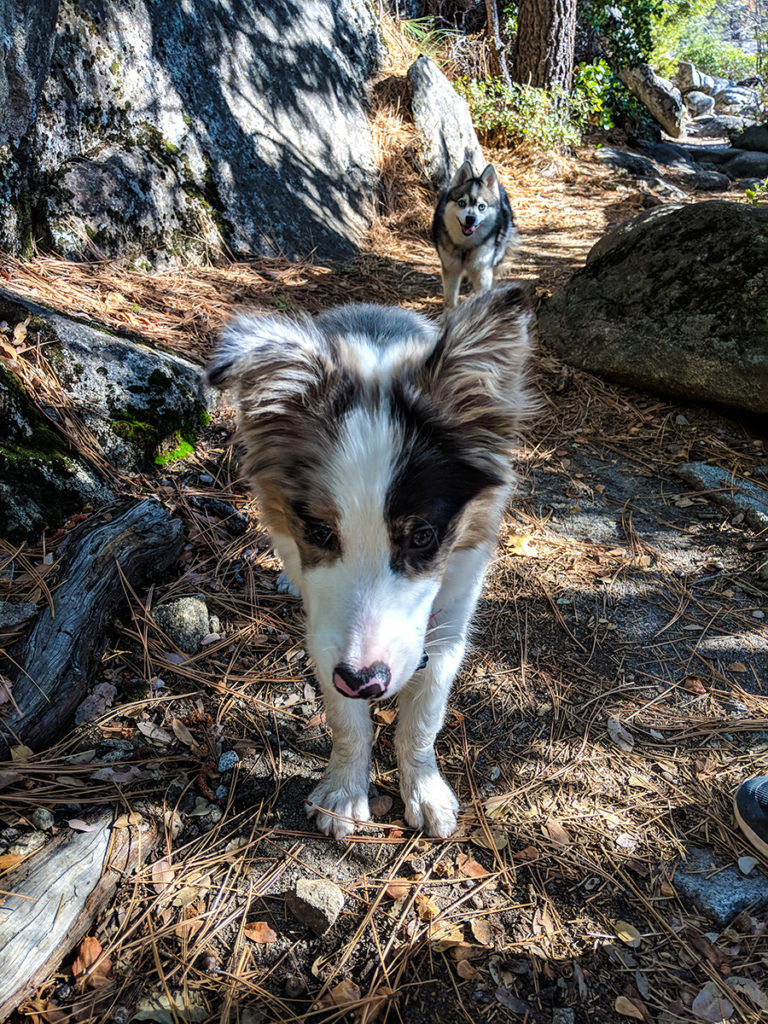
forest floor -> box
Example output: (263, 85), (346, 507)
(2, 112), (768, 1024)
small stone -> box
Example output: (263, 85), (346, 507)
(31, 808), (54, 831)
(284, 974), (306, 998)
(215, 784), (228, 801)
(153, 594), (211, 653)
(218, 750), (239, 773)
(674, 846), (768, 927)
(287, 878), (345, 936)
(752, 610), (765, 619)
(199, 474), (214, 484)
(553, 1010), (575, 1024)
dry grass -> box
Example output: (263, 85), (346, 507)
(2, 50), (768, 1024)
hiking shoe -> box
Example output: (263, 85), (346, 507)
(734, 776), (768, 858)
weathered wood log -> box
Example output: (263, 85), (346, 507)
(0, 498), (184, 757)
(0, 810), (160, 1021)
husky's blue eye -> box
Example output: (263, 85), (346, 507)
(457, 199), (466, 208)
(478, 203), (486, 211)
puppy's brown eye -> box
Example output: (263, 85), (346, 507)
(409, 527), (437, 552)
(305, 520), (336, 550)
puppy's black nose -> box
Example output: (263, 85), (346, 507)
(333, 662), (391, 699)
(464, 213), (476, 226)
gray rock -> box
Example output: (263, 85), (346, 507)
(31, 808), (54, 831)
(636, 176), (687, 199)
(688, 114), (756, 139)
(2, 291), (213, 475)
(692, 169), (731, 190)
(0, 601), (38, 630)
(618, 64), (683, 138)
(646, 142), (693, 167)
(722, 149), (768, 179)
(685, 90), (716, 117)
(406, 56), (485, 191)
(594, 147), (659, 178)
(537, 201), (768, 415)
(731, 123), (768, 152)
(674, 463), (768, 531)
(683, 145), (742, 165)
(1, 0), (382, 263)
(287, 878), (345, 935)
(553, 1011), (575, 1024)
(674, 846), (768, 927)
(217, 750), (239, 773)
(677, 61), (715, 96)
(736, 177), (767, 191)
(153, 594), (213, 654)
(714, 85), (757, 115)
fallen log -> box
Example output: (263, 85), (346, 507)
(0, 810), (160, 1021)
(0, 498), (184, 757)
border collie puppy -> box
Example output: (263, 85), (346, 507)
(208, 286), (534, 838)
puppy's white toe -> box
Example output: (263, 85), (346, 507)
(402, 772), (459, 839)
(276, 570), (300, 597)
(306, 778), (371, 840)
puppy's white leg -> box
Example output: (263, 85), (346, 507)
(468, 264), (494, 297)
(395, 640), (465, 838)
(307, 685), (373, 839)
(271, 531), (303, 598)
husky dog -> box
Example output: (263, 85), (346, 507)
(432, 161), (517, 309)
(208, 286), (533, 839)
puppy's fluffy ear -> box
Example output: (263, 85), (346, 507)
(420, 284), (535, 440)
(448, 159), (474, 190)
(207, 313), (332, 414)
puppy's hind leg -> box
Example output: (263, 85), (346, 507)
(306, 685), (374, 839)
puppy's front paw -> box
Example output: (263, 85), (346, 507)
(306, 777), (370, 839)
(275, 570), (301, 597)
(401, 771), (459, 839)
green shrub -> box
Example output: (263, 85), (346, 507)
(455, 77), (589, 152)
(744, 178), (768, 205)
(674, 26), (757, 78)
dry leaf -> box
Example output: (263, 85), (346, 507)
(683, 676), (707, 695)
(429, 921), (464, 951)
(137, 720), (172, 744)
(607, 716), (635, 752)
(172, 717), (196, 746)
(738, 855), (758, 875)
(68, 819), (99, 832)
(545, 817), (571, 848)
(369, 794), (393, 818)
(614, 995), (644, 1020)
(244, 921), (278, 943)
(373, 707), (397, 726)
(691, 981), (734, 1022)
(305, 711), (326, 729)
(10, 744), (34, 763)
(352, 984), (392, 1023)
(71, 935), (113, 991)
(151, 857), (175, 894)
(448, 942), (486, 962)
(329, 979), (361, 1007)
(614, 920), (642, 948)
(725, 977), (768, 1012)
(175, 905), (205, 940)
(471, 828), (508, 851)
(512, 845), (540, 862)
(0, 852), (23, 871)
(385, 879), (409, 900)
(506, 533), (538, 557)
(660, 879), (676, 897)
(470, 918), (494, 947)
(113, 812), (143, 828)
(727, 661), (747, 674)
(456, 960), (478, 979)
(457, 853), (489, 878)
(416, 894), (440, 921)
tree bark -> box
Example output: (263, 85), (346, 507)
(0, 498), (184, 757)
(485, 0), (511, 85)
(513, 0), (577, 90)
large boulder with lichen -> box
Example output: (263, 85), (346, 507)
(0, 0), (382, 264)
(618, 64), (684, 138)
(0, 293), (213, 540)
(537, 201), (768, 414)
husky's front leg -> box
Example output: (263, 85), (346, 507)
(306, 685), (373, 839)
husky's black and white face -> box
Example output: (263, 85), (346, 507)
(209, 288), (533, 705)
(445, 161), (501, 241)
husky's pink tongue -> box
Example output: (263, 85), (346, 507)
(461, 224), (475, 236)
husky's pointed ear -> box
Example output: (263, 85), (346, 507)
(207, 313), (331, 410)
(420, 285), (535, 440)
(448, 160), (474, 190)
(480, 164), (499, 193)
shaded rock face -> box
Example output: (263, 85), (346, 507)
(407, 55), (485, 190)
(537, 201), (768, 415)
(731, 122), (768, 152)
(0, 293), (214, 540)
(0, 0), (382, 263)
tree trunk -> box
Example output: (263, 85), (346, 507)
(513, 0), (577, 90)
(485, 0), (511, 85)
